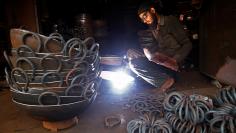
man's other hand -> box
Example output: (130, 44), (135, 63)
(127, 49), (145, 61)
(143, 48), (179, 71)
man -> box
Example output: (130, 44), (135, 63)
(127, 1), (192, 92)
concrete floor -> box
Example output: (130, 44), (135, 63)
(0, 71), (219, 133)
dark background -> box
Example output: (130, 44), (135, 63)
(0, 0), (200, 79)
(36, 0), (197, 56)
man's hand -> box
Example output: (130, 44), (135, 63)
(160, 57), (179, 71)
(143, 48), (179, 71)
(127, 49), (145, 61)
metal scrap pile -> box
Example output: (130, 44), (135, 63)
(206, 86), (236, 133)
(163, 92), (212, 133)
(127, 87), (236, 133)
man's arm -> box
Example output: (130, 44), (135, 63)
(138, 29), (179, 71)
(168, 16), (192, 63)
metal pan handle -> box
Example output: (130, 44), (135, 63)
(83, 81), (96, 101)
(83, 37), (95, 48)
(16, 45), (36, 57)
(65, 84), (83, 96)
(65, 67), (89, 86)
(40, 54), (62, 72)
(70, 74), (88, 86)
(68, 41), (87, 61)
(88, 43), (99, 53)
(11, 67), (29, 92)
(41, 72), (63, 87)
(49, 33), (65, 43)
(44, 36), (64, 53)
(16, 57), (35, 80)
(38, 91), (61, 105)
(63, 38), (82, 56)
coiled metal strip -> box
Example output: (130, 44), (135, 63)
(163, 92), (184, 112)
(164, 92), (211, 125)
(205, 104), (236, 133)
(165, 112), (208, 133)
(214, 86), (236, 106)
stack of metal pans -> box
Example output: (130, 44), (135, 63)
(4, 29), (101, 121)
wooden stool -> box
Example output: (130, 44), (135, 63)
(42, 117), (78, 132)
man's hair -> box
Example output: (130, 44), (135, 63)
(137, 0), (175, 16)
(137, 1), (155, 15)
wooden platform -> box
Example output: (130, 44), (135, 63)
(42, 117), (78, 132)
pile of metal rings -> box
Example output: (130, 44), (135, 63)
(205, 86), (236, 133)
(4, 29), (101, 121)
(163, 92), (212, 133)
(127, 113), (172, 133)
(125, 93), (171, 133)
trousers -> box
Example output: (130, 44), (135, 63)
(129, 57), (177, 88)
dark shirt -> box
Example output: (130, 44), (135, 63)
(151, 15), (192, 63)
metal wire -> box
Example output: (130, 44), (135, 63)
(124, 93), (164, 116)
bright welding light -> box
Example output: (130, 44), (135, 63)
(111, 70), (134, 90)
(100, 70), (134, 93)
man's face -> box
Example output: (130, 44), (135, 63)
(139, 11), (155, 25)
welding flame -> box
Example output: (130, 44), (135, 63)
(100, 70), (134, 93)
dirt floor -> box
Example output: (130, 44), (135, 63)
(0, 70), (219, 133)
